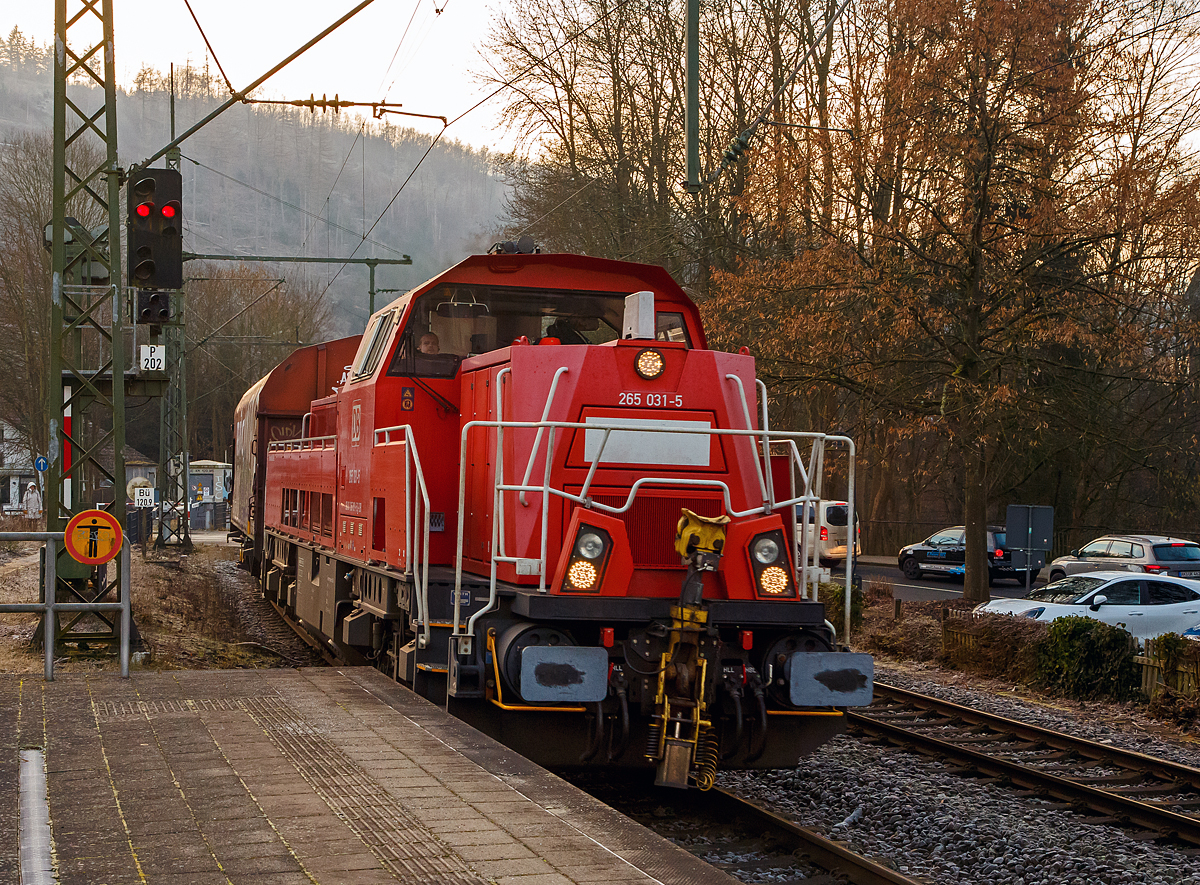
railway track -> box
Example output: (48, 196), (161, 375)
(849, 682), (1200, 850)
(569, 772), (927, 885)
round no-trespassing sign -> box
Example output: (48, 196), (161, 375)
(64, 509), (123, 565)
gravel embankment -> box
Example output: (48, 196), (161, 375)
(720, 666), (1200, 885)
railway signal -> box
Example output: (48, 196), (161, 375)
(135, 290), (171, 325)
(126, 168), (183, 290)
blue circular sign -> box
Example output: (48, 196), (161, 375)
(34, 456), (48, 472)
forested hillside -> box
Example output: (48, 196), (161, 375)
(0, 28), (509, 335)
(0, 27), (509, 464)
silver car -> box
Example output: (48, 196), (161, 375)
(1046, 534), (1200, 582)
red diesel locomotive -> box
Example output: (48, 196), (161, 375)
(232, 248), (873, 788)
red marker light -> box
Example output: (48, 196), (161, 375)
(600, 627), (614, 648)
(135, 203), (151, 217)
(161, 204), (176, 218)
(740, 630), (753, 651)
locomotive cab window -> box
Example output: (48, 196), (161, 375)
(656, 312), (691, 346)
(350, 308), (399, 381)
(388, 283), (646, 378)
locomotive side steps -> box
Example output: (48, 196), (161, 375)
(0, 667), (736, 885)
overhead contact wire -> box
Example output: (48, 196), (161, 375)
(315, 0), (639, 313)
(182, 0), (237, 96)
(181, 153), (406, 257)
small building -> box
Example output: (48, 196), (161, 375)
(188, 459), (232, 530)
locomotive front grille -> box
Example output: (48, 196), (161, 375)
(589, 492), (723, 568)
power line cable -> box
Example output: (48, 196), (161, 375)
(182, 0), (236, 95)
(299, 123), (365, 256)
(180, 152), (407, 257)
(377, 0), (426, 99)
(313, 0), (640, 313)
(446, 0), (637, 129)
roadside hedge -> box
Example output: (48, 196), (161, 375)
(936, 611), (1141, 703)
(1034, 615), (1141, 702)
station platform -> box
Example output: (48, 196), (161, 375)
(0, 667), (730, 885)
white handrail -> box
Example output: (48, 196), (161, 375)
(756, 379), (775, 512)
(494, 368), (513, 560)
(724, 374), (770, 506)
(451, 417), (851, 640)
(374, 424), (432, 649)
(518, 366), (571, 506)
(267, 435), (336, 453)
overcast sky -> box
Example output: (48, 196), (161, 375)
(4, 0), (513, 151)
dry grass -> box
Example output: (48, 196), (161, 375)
(850, 577), (976, 663)
(0, 543), (284, 674)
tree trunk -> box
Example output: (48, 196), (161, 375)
(963, 441), (990, 603)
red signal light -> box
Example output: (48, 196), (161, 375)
(135, 203), (151, 217)
(161, 204), (176, 218)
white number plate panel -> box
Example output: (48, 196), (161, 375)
(584, 417), (711, 466)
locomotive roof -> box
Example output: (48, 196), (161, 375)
(376, 252), (704, 346)
(233, 335), (362, 419)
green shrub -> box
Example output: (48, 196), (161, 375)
(1035, 615), (1141, 702)
(820, 580), (863, 632)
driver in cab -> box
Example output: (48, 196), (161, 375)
(419, 332), (439, 354)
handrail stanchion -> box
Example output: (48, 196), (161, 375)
(44, 537), (56, 682)
(842, 436), (857, 647)
(756, 379), (775, 512)
(725, 374), (770, 505)
(518, 366), (570, 506)
(538, 427), (555, 593)
(120, 541), (131, 677)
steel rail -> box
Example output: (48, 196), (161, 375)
(850, 682), (1200, 845)
(698, 788), (926, 885)
(869, 682), (1200, 788)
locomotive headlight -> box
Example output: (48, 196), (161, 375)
(758, 566), (790, 595)
(576, 532), (605, 560)
(747, 528), (796, 598)
(635, 348), (665, 379)
(568, 559), (598, 590)
(561, 523), (614, 594)
(752, 537), (780, 564)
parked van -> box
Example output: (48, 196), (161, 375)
(797, 501), (862, 568)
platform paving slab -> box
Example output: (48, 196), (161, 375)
(2, 667), (735, 885)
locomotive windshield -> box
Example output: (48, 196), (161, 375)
(386, 283), (691, 378)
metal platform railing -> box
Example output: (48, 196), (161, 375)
(0, 534), (132, 680)
(267, 435), (336, 453)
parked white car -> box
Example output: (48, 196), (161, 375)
(797, 501), (861, 568)
(975, 572), (1200, 642)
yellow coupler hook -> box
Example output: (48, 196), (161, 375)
(650, 510), (729, 789)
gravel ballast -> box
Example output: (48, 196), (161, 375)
(719, 665), (1200, 884)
